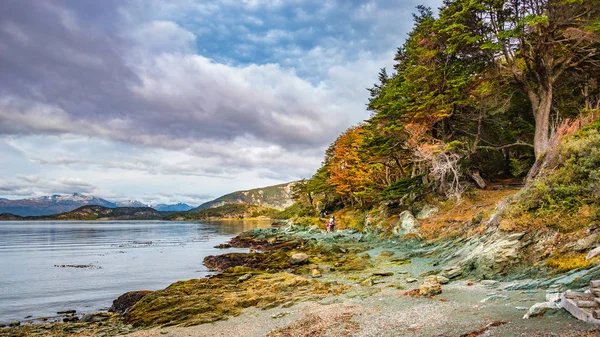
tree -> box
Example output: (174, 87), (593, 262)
(442, 0), (600, 157)
(326, 126), (384, 208)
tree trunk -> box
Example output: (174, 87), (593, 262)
(532, 87), (553, 158)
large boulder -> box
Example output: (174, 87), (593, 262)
(394, 211), (420, 236)
(523, 302), (561, 319)
(419, 276), (442, 296)
(289, 253), (309, 265)
(454, 232), (525, 278)
(110, 290), (152, 314)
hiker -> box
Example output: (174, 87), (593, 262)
(320, 209), (325, 218)
(327, 215), (335, 233)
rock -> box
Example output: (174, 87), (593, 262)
(311, 269), (322, 278)
(574, 233), (600, 252)
(437, 276), (450, 284)
(546, 292), (561, 303)
(8, 321), (20, 327)
(405, 277), (418, 283)
(419, 276), (442, 296)
(515, 306), (529, 311)
(441, 266), (463, 279)
(416, 204), (439, 220)
(308, 264), (319, 270)
(372, 272), (394, 277)
(587, 246), (600, 260)
(481, 295), (510, 302)
(110, 290), (152, 314)
(523, 302), (560, 319)
(455, 232), (524, 278)
(204, 252), (290, 271)
(481, 280), (499, 287)
(395, 211), (420, 235)
(289, 253), (309, 265)
(308, 225), (320, 233)
(63, 316), (79, 323)
(238, 273), (252, 282)
(271, 312), (290, 319)
(81, 314), (94, 323)
(57, 310), (76, 315)
(361, 278), (374, 286)
(564, 291), (595, 300)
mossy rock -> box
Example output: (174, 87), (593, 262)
(125, 272), (348, 327)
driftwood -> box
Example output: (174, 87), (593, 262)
(577, 300), (599, 308)
(469, 170), (487, 189)
(565, 291), (595, 300)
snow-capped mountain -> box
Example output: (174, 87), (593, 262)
(0, 193), (116, 216)
(116, 200), (148, 208)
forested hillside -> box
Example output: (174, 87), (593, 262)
(289, 0), (599, 214)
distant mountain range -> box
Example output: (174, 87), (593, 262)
(0, 183), (295, 218)
(153, 203), (194, 212)
(0, 205), (163, 221)
(0, 193), (193, 216)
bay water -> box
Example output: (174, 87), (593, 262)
(0, 220), (269, 323)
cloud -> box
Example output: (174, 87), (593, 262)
(0, 176), (97, 196)
(0, 0), (444, 202)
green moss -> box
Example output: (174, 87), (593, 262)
(126, 272), (348, 327)
(504, 123), (600, 233)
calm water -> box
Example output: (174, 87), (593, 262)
(0, 220), (269, 323)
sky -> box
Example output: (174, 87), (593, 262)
(0, 0), (442, 206)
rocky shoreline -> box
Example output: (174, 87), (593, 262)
(2, 223), (600, 336)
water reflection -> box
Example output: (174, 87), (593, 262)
(0, 220), (270, 323)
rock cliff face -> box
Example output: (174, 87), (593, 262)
(191, 182), (296, 212)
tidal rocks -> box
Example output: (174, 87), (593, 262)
(419, 276), (442, 296)
(54, 264), (101, 269)
(57, 310), (76, 315)
(110, 290), (152, 314)
(405, 277), (418, 283)
(8, 321), (20, 327)
(125, 272), (348, 327)
(289, 253), (309, 265)
(311, 269), (322, 278)
(204, 252), (291, 271)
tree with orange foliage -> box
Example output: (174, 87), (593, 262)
(326, 125), (384, 208)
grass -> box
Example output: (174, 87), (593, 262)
(502, 121), (600, 233)
(545, 254), (594, 272)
